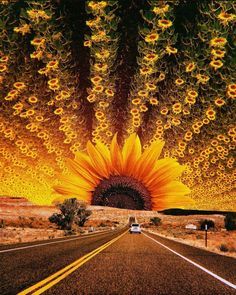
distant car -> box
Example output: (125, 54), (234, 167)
(130, 223), (141, 234)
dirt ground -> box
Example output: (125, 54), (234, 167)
(0, 197), (235, 258)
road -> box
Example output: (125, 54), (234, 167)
(0, 229), (235, 295)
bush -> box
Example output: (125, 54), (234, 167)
(219, 244), (228, 252)
(49, 198), (92, 230)
(99, 222), (107, 227)
(150, 217), (161, 226)
(0, 219), (5, 228)
(199, 219), (215, 230)
(224, 213), (236, 231)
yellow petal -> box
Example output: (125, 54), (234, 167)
(144, 159), (185, 188)
(53, 183), (91, 201)
(87, 141), (110, 178)
(67, 158), (99, 186)
(95, 141), (112, 174)
(110, 133), (123, 174)
(59, 174), (94, 191)
(135, 140), (165, 180)
(150, 180), (191, 197)
(122, 133), (141, 176)
(74, 151), (102, 180)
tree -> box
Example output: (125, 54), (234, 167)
(150, 217), (161, 226)
(49, 198), (92, 231)
(224, 213), (236, 231)
(199, 219), (215, 230)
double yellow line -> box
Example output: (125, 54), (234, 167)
(18, 230), (128, 295)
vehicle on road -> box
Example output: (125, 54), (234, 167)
(130, 223), (141, 234)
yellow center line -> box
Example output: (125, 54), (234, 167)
(18, 230), (128, 295)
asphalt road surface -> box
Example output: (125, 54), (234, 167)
(0, 229), (235, 295)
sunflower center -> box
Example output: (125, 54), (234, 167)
(92, 176), (152, 210)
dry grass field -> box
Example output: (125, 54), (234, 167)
(0, 197), (235, 258)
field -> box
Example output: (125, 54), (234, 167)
(0, 197), (235, 258)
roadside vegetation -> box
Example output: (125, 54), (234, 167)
(150, 217), (161, 226)
(49, 198), (92, 234)
(224, 213), (236, 231)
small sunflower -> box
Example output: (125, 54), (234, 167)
(185, 62), (196, 72)
(54, 134), (192, 210)
(210, 60), (223, 70)
(30, 51), (43, 60)
(149, 98), (158, 105)
(13, 82), (26, 90)
(172, 103), (182, 114)
(145, 33), (159, 43)
(214, 98), (225, 107)
(91, 76), (103, 84)
(132, 98), (141, 105)
(105, 89), (114, 97)
(28, 96), (38, 103)
(227, 83), (236, 91)
(166, 46), (178, 55)
(158, 19), (173, 29)
(140, 104), (148, 112)
(206, 108), (216, 120)
(0, 64), (7, 72)
(153, 5), (169, 15)
(175, 78), (184, 86)
(172, 118), (181, 126)
(140, 67), (153, 76)
(54, 108), (63, 115)
(138, 90), (148, 97)
(185, 96), (196, 105)
(211, 49), (226, 59)
(95, 50), (110, 59)
(210, 37), (227, 48)
(93, 85), (104, 93)
(160, 107), (169, 115)
(196, 74), (210, 84)
(217, 12), (236, 25)
(31, 38), (46, 47)
(46, 60), (59, 69)
(145, 83), (156, 91)
(84, 40), (92, 47)
(94, 63), (108, 72)
(13, 24), (31, 35)
(227, 90), (236, 99)
(143, 53), (159, 63)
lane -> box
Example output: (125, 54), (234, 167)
(145, 230), (236, 285)
(0, 227), (127, 295)
(0, 229), (112, 253)
(46, 232), (236, 295)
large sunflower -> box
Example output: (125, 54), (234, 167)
(54, 134), (192, 210)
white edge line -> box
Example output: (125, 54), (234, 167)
(143, 232), (236, 290)
(0, 230), (113, 253)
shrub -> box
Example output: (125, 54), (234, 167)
(49, 198), (92, 231)
(0, 219), (5, 228)
(219, 244), (228, 252)
(199, 219), (215, 230)
(224, 213), (236, 231)
(150, 217), (161, 226)
(99, 222), (107, 227)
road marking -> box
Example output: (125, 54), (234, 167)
(17, 230), (128, 295)
(143, 232), (236, 290)
(0, 230), (113, 253)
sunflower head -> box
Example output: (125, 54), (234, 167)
(54, 134), (192, 211)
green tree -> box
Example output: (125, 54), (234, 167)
(224, 213), (236, 231)
(150, 217), (161, 226)
(199, 219), (215, 230)
(49, 198), (92, 231)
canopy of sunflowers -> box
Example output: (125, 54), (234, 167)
(0, 0), (235, 211)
